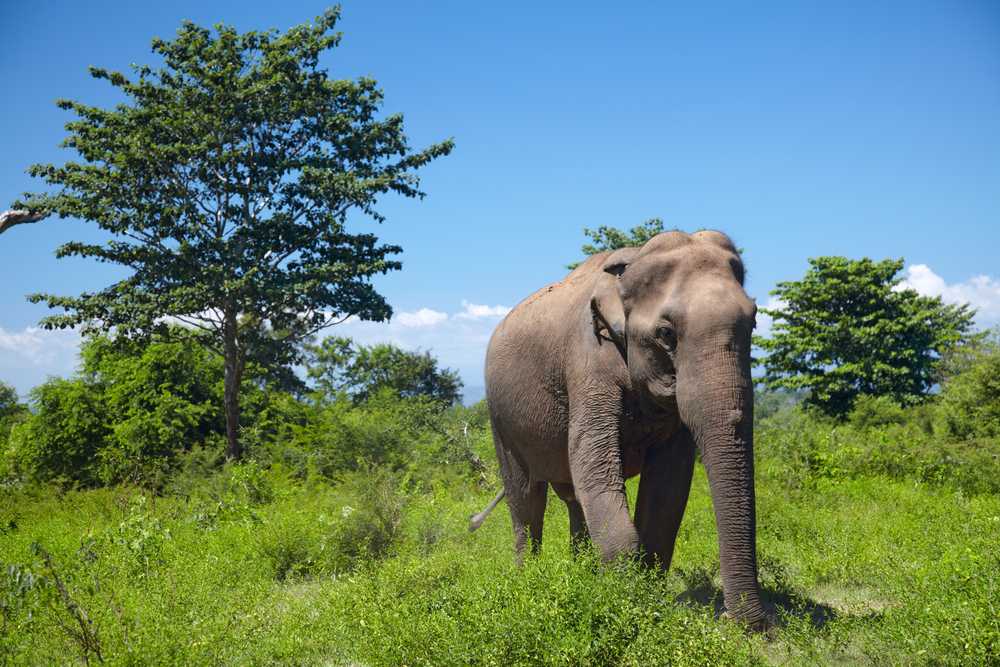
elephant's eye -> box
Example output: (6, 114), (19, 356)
(657, 325), (677, 349)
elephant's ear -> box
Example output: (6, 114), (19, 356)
(590, 247), (637, 360)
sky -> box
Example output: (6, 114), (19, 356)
(1, 1), (999, 400)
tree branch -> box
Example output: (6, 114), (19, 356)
(0, 209), (49, 235)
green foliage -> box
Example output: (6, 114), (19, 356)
(4, 334), (232, 488)
(82, 335), (226, 486)
(306, 336), (463, 405)
(0, 382), (28, 470)
(935, 334), (1000, 439)
(17, 7), (453, 458)
(1, 446), (997, 664)
(755, 256), (975, 416)
(0, 381), (23, 423)
(567, 218), (666, 269)
(753, 387), (806, 423)
(322, 467), (406, 574)
(6, 378), (110, 486)
(756, 401), (1000, 496)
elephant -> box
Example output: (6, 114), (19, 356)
(470, 229), (767, 627)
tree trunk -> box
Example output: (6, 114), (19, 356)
(223, 308), (244, 460)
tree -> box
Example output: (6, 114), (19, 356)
(0, 381), (28, 447)
(306, 337), (463, 405)
(7, 378), (110, 486)
(567, 218), (665, 269)
(935, 331), (1000, 439)
(0, 382), (22, 422)
(15, 8), (453, 459)
(755, 256), (976, 416)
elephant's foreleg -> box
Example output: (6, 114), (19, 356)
(568, 411), (640, 562)
(634, 427), (696, 570)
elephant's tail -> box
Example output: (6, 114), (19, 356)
(468, 488), (506, 532)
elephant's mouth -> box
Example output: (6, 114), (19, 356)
(637, 376), (677, 415)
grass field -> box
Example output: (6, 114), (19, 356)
(2, 411), (998, 666)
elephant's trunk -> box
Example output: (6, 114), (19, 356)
(677, 338), (767, 626)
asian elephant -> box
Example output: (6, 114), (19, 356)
(471, 230), (767, 627)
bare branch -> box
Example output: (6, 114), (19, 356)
(0, 209), (49, 235)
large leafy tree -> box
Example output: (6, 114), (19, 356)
(567, 218), (665, 269)
(15, 8), (453, 458)
(755, 256), (976, 416)
(307, 337), (463, 405)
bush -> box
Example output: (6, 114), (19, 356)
(847, 394), (908, 430)
(6, 378), (110, 486)
(935, 341), (1000, 439)
(322, 467), (406, 573)
(256, 513), (320, 581)
(755, 403), (1000, 495)
(82, 336), (225, 486)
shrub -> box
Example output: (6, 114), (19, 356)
(935, 342), (1000, 439)
(755, 404), (1000, 495)
(6, 378), (110, 486)
(848, 394), (908, 430)
(256, 514), (320, 581)
(322, 467), (406, 573)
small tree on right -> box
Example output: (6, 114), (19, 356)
(755, 256), (976, 417)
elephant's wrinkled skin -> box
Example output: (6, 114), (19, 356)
(479, 230), (766, 626)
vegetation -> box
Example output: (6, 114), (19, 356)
(0, 382), (26, 443)
(1, 333), (998, 664)
(306, 336), (463, 405)
(15, 8), (453, 459)
(567, 217), (666, 269)
(2, 16), (997, 666)
(755, 257), (976, 416)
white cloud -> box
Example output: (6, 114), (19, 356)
(0, 300), (513, 400)
(455, 300), (512, 320)
(328, 301), (511, 398)
(0, 326), (81, 395)
(394, 308), (448, 328)
(896, 264), (1000, 328)
(753, 297), (786, 339)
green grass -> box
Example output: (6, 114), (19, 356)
(2, 456), (998, 665)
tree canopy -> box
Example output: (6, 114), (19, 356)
(754, 256), (976, 416)
(306, 337), (463, 405)
(567, 218), (665, 269)
(0, 382), (21, 422)
(15, 8), (453, 458)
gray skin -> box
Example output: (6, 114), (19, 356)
(476, 230), (766, 627)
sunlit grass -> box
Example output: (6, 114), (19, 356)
(2, 453), (998, 665)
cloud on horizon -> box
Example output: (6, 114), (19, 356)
(0, 301), (512, 397)
(896, 264), (1000, 328)
(4, 266), (998, 398)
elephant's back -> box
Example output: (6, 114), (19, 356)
(483, 253), (610, 481)
(486, 252), (607, 388)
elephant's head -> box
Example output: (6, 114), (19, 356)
(591, 229), (766, 626)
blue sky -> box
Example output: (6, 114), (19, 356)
(2, 1), (999, 398)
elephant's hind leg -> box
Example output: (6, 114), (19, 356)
(552, 482), (590, 555)
(495, 435), (548, 562)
